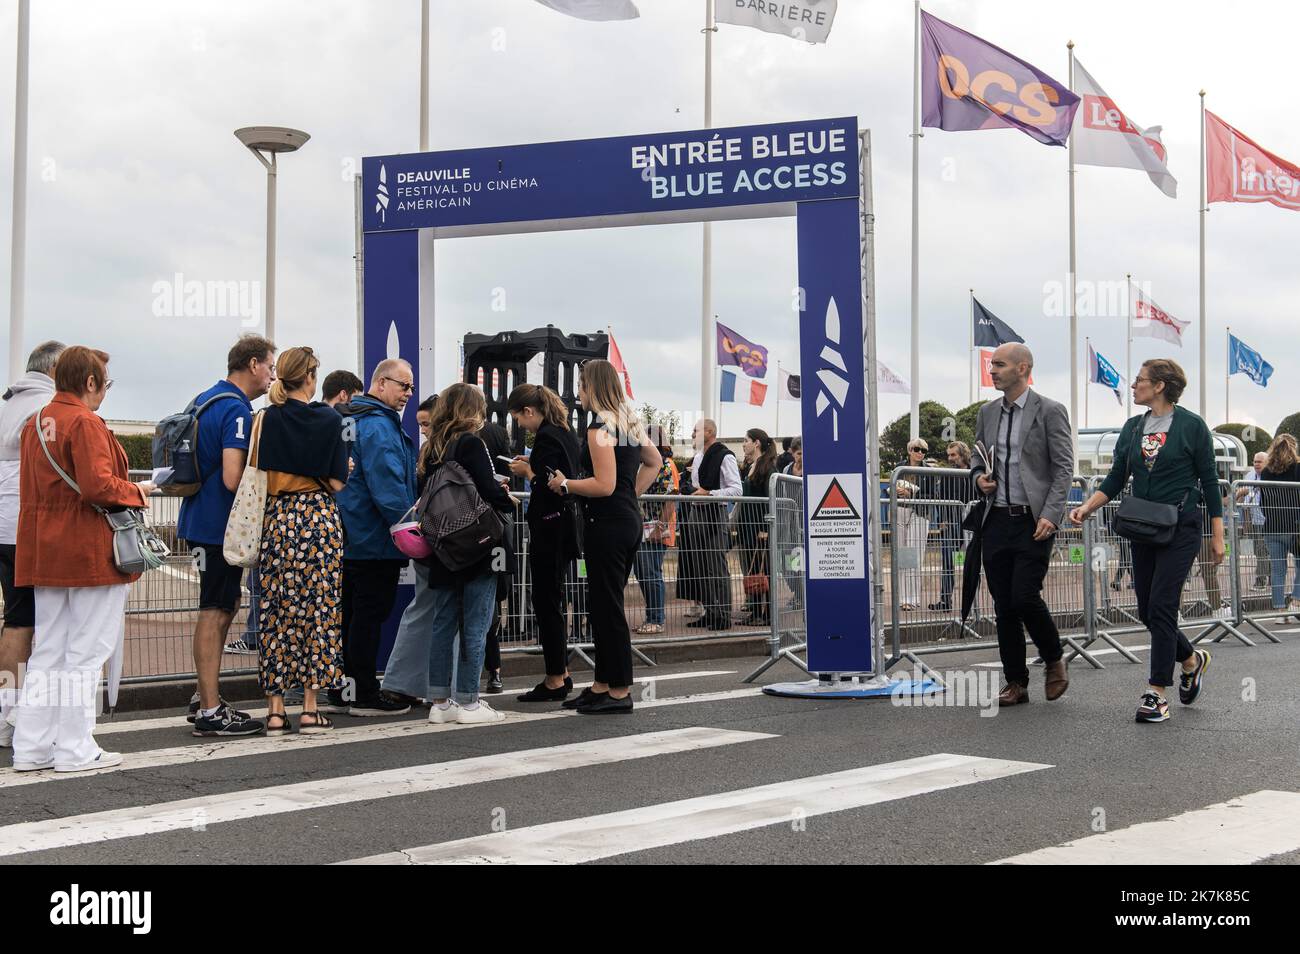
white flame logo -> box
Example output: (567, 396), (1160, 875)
(814, 296), (850, 441)
(375, 164), (389, 223)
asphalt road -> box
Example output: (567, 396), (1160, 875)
(3, 620), (1298, 867)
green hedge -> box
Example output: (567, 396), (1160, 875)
(114, 433), (153, 471)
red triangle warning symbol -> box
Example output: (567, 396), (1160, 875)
(812, 477), (861, 521)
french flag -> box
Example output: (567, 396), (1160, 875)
(720, 369), (767, 406)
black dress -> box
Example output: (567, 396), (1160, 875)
(526, 422), (581, 676)
(578, 418), (642, 688)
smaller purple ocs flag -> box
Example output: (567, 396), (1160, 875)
(921, 10), (1080, 147)
(716, 321), (768, 379)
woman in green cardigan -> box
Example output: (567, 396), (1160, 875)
(1069, 359), (1221, 724)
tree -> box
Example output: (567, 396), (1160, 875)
(1214, 423), (1272, 458)
(1275, 413), (1300, 443)
(638, 403), (681, 443)
(954, 401), (987, 445)
(880, 400), (956, 469)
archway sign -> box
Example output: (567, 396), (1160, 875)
(362, 116), (872, 676)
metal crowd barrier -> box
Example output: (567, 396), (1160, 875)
(17, 469), (1291, 687)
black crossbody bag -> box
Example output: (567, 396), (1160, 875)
(1111, 413), (1193, 547)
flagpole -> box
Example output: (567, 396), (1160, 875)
(968, 288), (975, 405)
(1067, 40), (1079, 464)
(1084, 335), (1090, 428)
(1225, 326), (1230, 425)
(419, 0), (429, 150)
(908, 0), (921, 440)
(1199, 89), (1208, 418)
(775, 360), (781, 439)
(700, 0), (717, 424)
(1125, 272), (1132, 419)
(7, 0), (29, 383)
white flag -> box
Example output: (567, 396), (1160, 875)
(715, 0), (837, 44)
(534, 0), (639, 21)
(1132, 288), (1189, 348)
(1072, 59), (1177, 198)
(877, 361), (910, 395)
(778, 367), (801, 403)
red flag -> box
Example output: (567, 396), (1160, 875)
(1206, 110), (1300, 212)
(749, 380), (768, 406)
(980, 349), (1033, 387)
(607, 329), (634, 399)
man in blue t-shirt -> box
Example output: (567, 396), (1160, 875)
(176, 335), (276, 738)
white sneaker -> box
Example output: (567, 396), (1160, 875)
(427, 702), (460, 725)
(0, 718), (13, 748)
(55, 750), (124, 774)
(456, 701), (505, 725)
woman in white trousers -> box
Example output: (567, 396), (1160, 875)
(11, 347), (152, 773)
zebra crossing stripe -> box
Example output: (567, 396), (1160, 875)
(991, 790), (1300, 865)
(340, 753), (1051, 865)
(1, 687), (767, 789)
(0, 727), (774, 858)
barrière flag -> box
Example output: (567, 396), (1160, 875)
(1072, 59), (1177, 198)
(1228, 334), (1274, 388)
(778, 367), (801, 403)
(715, 1), (837, 44)
(1131, 288), (1189, 348)
(534, 0), (639, 21)
(1206, 110), (1300, 212)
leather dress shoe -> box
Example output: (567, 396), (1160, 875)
(1044, 659), (1069, 700)
(562, 687), (601, 710)
(998, 682), (1029, 706)
(577, 693), (634, 715)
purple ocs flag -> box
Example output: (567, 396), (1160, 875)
(716, 321), (769, 379)
(920, 10), (1080, 147)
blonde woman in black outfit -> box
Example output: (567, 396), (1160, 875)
(506, 384), (581, 702)
(547, 360), (660, 714)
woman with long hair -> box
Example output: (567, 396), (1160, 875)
(1259, 433), (1300, 613)
(422, 383), (515, 724)
(256, 347), (350, 735)
(547, 359), (661, 714)
(737, 428), (777, 625)
(1070, 359), (1220, 723)
(505, 383), (582, 702)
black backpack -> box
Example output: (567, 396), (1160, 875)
(416, 436), (504, 571)
(152, 392), (242, 497)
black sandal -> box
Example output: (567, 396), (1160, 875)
(266, 712), (292, 736)
(298, 710), (334, 734)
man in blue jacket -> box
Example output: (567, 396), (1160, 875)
(326, 358), (418, 716)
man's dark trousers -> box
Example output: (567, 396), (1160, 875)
(981, 506), (1063, 686)
(341, 558), (405, 702)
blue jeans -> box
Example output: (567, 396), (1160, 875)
(380, 562), (438, 700)
(1265, 534), (1300, 609)
(634, 541), (666, 624)
(428, 573), (498, 705)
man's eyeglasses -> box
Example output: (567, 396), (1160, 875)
(383, 377), (416, 393)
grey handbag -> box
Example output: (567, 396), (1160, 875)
(36, 407), (170, 574)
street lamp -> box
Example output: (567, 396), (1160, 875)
(234, 126), (310, 344)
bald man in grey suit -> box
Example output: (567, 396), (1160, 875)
(970, 343), (1074, 706)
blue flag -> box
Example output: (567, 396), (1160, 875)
(1088, 342), (1123, 405)
(1229, 334), (1273, 388)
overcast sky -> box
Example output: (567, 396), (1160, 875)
(1, 0), (1296, 442)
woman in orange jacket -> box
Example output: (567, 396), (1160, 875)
(11, 347), (154, 773)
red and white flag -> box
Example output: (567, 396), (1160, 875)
(1206, 110), (1300, 212)
(1132, 288), (1189, 347)
(1072, 60), (1176, 198)
(606, 327), (634, 399)
(979, 350), (1033, 387)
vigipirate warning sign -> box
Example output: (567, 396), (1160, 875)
(806, 473), (865, 580)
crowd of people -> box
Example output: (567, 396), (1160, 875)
(2, 333), (1293, 771)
